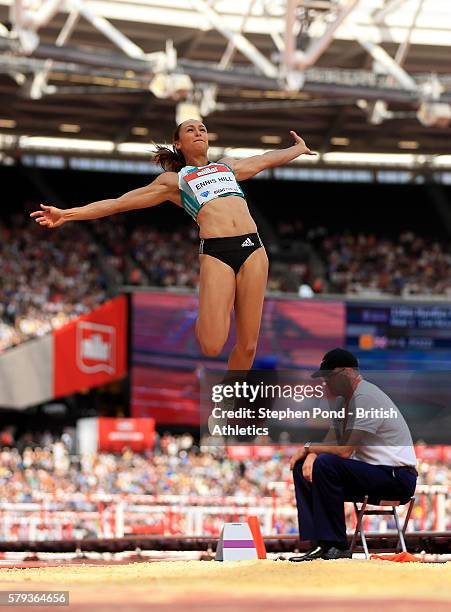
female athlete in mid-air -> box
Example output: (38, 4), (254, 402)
(31, 120), (313, 371)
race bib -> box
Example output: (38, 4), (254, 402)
(183, 164), (242, 205)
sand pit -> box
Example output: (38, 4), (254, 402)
(0, 559), (450, 611)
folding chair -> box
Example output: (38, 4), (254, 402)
(350, 496), (415, 559)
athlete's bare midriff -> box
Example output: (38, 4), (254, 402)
(196, 196), (257, 238)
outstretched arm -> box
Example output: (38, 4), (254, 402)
(221, 131), (315, 181)
(30, 173), (176, 228)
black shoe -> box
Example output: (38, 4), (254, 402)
(289, 545), (352, 562)
(289, 545), (325, 562)
(321, 546), (352, 560)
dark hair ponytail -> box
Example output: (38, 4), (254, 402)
(153, 144), (186, 172)
(152, 124), (186, 172)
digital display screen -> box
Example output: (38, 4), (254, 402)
(131, 292), (345, 424)
(131, 293), (451, 425)
(347, 303), (451, 370)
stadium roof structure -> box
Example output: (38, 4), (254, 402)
(0, 0), (450, 165)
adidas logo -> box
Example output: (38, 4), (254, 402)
(241, 237), (254, 247)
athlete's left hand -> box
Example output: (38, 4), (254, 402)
(290, 131), (316, 155)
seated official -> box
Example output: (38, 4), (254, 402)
(289, 348), (417, 562)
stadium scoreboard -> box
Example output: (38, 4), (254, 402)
(347, 303), (451, 350)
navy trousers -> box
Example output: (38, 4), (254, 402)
(293, 453), (417, 544)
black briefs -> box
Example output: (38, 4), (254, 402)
(199, 233), (263, 275)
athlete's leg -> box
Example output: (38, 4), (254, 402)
(228, 248), (268, 370)
(196, 254), (236, 356)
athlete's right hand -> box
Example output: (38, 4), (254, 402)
(289, 446), (308, 470)
(30, 204), (66, 228)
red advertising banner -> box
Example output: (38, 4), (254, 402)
(98, 417), (155, 453)
(441, 446), (451, 464)
(226, 446), (253, 460)
(415, 445), (451, 463)
(229, 445), (451, 463)
(226, 446), (293, 460)
(53, 296), (127, 398)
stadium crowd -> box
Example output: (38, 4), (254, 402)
(318, 230), (451, 297)
(0, 430), (288, 502)
(0, 430), (449, 539)
(0, 210), (107, 352)
(82, 221), (451, 298)
(88, 219), (199, 288)
(2, 207), (451, 352)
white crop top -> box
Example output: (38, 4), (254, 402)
(178, 162), (245, 221)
